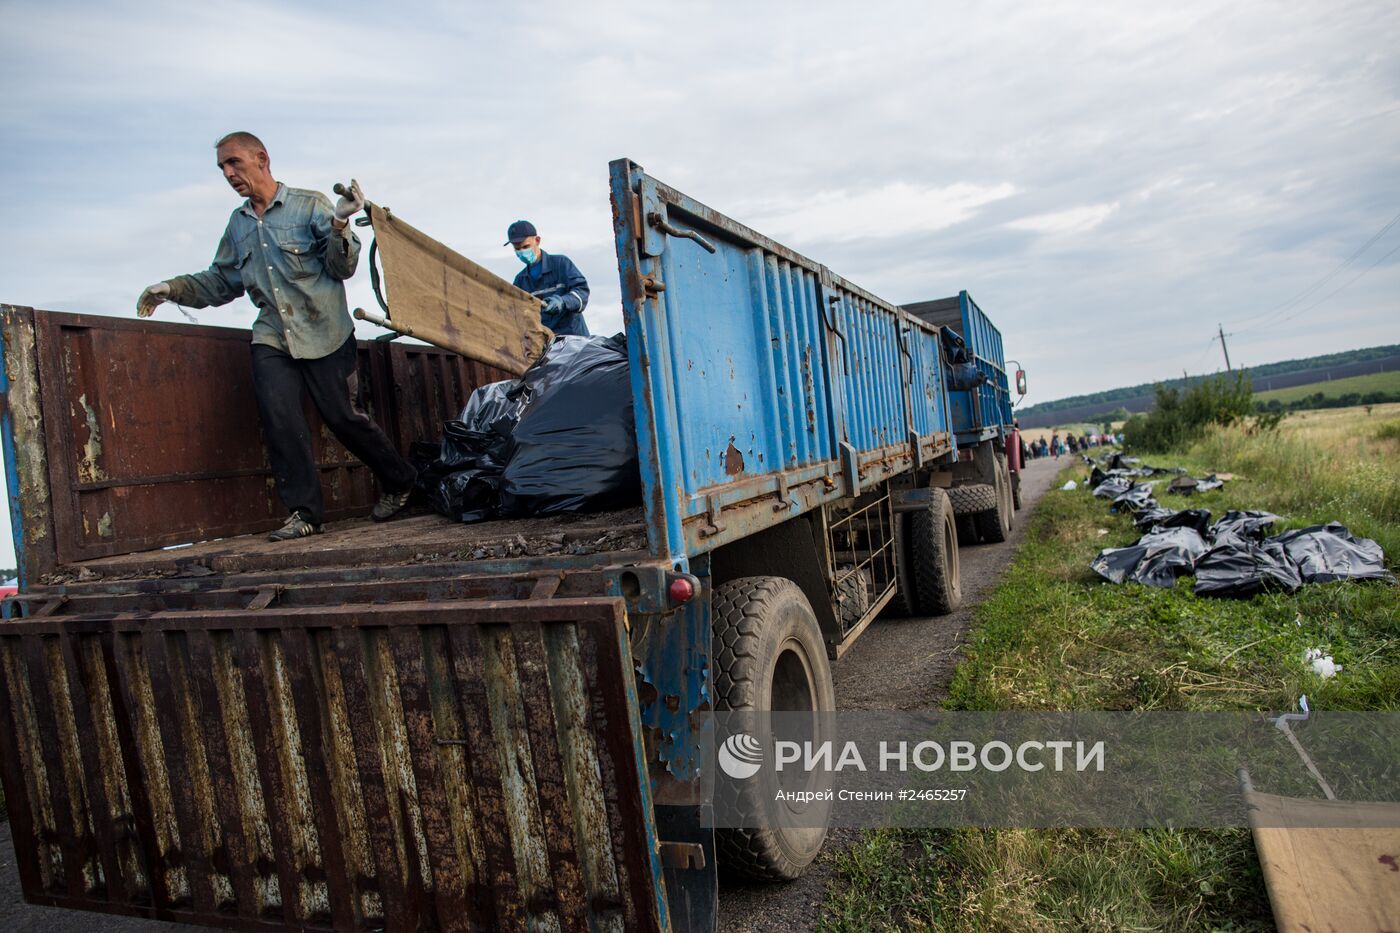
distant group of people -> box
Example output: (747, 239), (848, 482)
(136, 132), (593, 541)
(1023, 429), (1122, 460)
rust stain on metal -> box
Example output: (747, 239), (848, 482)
(2, 309), (54, 564)
(0, 597), (663, 932)
(723, 439), (745, 477)
(3, 640), (62, 890)
(119, 634), (190, 905)
(208, 631), (280, 915)
(77, 636), (143, 897)
(264, 634), (331, 919)
(314, 630), (372, 914)
(480, 626), (556, 923)
(541, 624), (624, 920)
(41, 638), (98, 893)
(75, 393), (106, 484)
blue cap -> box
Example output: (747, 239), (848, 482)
(505, 220), (537, 246)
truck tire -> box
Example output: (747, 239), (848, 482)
(907, 488), (961, 615)
(1012, 471), (1023, 510)
(947, 483), (997, 516)
(712, 577), (835, 881)
(833, 566), (870, 634)
(974, 453), (1013, 543)
(885, 515), (917, 618)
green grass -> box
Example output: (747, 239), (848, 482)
(822, 406), (1399, 930)
(947, 462), (1399, 713)
(1253, 369), (1400, 404)
(821, 827), (1270, 932)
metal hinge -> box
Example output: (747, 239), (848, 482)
(773, 473), (791, 513)
(699, 493), (727, 538)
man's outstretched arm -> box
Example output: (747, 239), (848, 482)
(140, 227), (245, 316)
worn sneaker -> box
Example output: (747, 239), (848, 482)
(268, 511), (323, 542)
(371, 488), (413, 522)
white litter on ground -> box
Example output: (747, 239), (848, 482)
(1303, 648), (1340, 679)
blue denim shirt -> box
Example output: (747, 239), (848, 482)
(512, 250), (590, 336)
(165, 183), (360, 359)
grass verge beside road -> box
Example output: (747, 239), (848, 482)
(821, 405), (1399, 931)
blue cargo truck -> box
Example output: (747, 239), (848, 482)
(902, 291), (1024, 546)
(1, 159), (980, 932)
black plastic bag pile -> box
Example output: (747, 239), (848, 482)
(1090, 525), (1208, 587)
(413, 335), (641, 523)
(1166, 473), (1224, 495)
(1091, 503), (1394, 597)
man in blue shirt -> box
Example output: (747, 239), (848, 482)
(136, 132), (417, 540)
(506, 220), (590, 336)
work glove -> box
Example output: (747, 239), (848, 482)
(334, 178), (364, 223)
(137, 282), (171, 318)
(541, 295), (565, 315)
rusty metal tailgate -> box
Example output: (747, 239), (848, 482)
(0, 593), (668, 931)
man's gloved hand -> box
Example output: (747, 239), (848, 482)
(541, 295), (565, 315)
(137, 282), (171, 318)
(334, 178), (364, 224)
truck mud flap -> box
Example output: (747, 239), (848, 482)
(0, 596), (668, 932)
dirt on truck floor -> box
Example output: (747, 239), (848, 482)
(719, 455), (1063, 932)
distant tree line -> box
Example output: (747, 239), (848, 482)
(1255, 391), (1400, 413)
(1022, 344), (1398, 418)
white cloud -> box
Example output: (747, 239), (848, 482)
(752, 182), (1018, 244)
(1006, 202), (1120, 235)
(1, 0), (1398, 569)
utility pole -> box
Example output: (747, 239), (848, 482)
(1216, 324), (1233, 372)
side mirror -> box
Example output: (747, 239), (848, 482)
(1015, 369), (1028, 396)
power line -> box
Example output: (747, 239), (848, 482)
(1232, 207), (1400, 332)
(1251, 239), (1400, 331)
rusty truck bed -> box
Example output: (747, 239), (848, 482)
(35, 507), (648, 585)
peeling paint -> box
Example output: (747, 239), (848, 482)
(722, 439), (745, 477)
(97, 511), (114, 538)
(75, 393), (105, 484)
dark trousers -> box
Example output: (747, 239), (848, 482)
(252, 337), (416, 525)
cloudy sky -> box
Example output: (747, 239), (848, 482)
(1, 0), (1397, 570)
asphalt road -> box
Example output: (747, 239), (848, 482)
(0, 456), (1063, 933)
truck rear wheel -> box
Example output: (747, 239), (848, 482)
(1012, 471), (1023, 510)
(907, 488), (961, 615)
(974, 453), (1014, 543)
(712, 577), (835, 881)
(948, 482), (997, 516)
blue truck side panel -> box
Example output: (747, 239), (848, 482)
(960, 291), (1013, 444)
(609, 160), (958, 565)
(902, 291), (1011, 448)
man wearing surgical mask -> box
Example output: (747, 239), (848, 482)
(506, 220), (590, 337)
